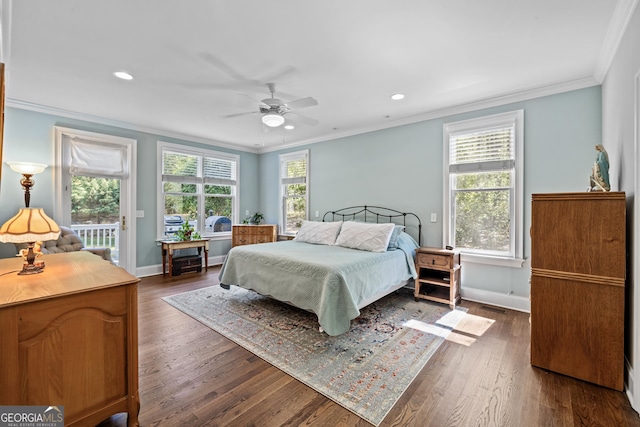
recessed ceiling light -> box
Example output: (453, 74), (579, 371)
(113, 71), (134, 80)
(391, 93), (405, 100)
(284, 124), (295, 130)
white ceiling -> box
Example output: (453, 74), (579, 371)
(2, 0), (630, 152)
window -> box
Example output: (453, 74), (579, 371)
(158, 142), (238, 239)
(443, 110), (524, 266)
(279, 150), (309, 234)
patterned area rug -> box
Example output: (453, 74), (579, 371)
(163, 285), (466, 426)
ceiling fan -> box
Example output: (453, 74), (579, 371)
(221, 83), (319, 128)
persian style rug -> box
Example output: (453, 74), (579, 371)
(163, 285), (466, 426)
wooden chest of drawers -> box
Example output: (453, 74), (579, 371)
(530, 192), (626, 390)
(232, 224), (278, 247)
(0, 251), (140, 426)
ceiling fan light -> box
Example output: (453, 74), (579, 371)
(262, 113), (285, 127)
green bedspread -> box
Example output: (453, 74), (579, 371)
(219, 239), (417, 336)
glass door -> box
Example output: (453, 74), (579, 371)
(55, 127), (137, 274)
(70, 175), (121, 264)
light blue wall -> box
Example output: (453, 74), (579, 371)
(0, 107), (260, 266)
(259, 86), (602, 299)
(0, 86), (602, 297)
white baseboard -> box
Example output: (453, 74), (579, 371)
(135, 255), (226, 278)
(461, 287), (530, 313)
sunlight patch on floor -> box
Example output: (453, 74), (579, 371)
(404, 309), (496, 347)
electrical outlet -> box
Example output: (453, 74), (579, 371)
(245, 210), (250, 216)
(430, 213), (437, 223)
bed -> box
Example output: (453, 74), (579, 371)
(218, 206), (422, 336)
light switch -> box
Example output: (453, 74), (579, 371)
(136, 210), (144, 218)
(430, 213), (437, 223)
(315, 211), (319, 218)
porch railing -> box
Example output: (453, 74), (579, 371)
(71, 223), (119, 261)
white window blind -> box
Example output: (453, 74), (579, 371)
(449, 125), (515, 173)
(204, 157), (237, 186)
(281, 154), (307, 185)
(69, 138), (127, 178)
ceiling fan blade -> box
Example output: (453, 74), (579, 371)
(237, 93), (270, 109)
(199, 52), (261, 86)
(285, 97), (318, 110)
(286, 112), (319, 127)
(220, 111), (258, 119)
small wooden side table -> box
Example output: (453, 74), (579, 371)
(414, 247), (461, 309)
(161, 239), (209, 277)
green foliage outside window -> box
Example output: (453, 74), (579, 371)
(71, 176), (120, 224)
(453, 171), (511, 252)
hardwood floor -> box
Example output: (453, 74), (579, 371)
(98, 267), (640, 427)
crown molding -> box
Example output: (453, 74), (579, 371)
(594, 0), (640, 82)
(5, 98), (260, 154)
(258, 76), (600, 153)
(8, 75), (599, 156)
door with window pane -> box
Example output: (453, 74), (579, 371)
(55, 127), (136, 274)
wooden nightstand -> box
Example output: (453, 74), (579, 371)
(415, 247), (461, 309)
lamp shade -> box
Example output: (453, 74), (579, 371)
(262, 113), (285, 127)
(0, 208), (61, 243)
(7, 162), (48, 175)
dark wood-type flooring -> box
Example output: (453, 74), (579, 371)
(99, 266), (640, 427)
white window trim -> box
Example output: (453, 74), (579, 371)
(279, 149), (309, 235)
(157, 141), (239, 241)
(443, 110), (524, 268)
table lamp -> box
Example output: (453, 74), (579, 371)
(7, 161), (48, 208)
(0, 208), (61, 275)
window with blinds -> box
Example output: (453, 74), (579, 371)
(279, 150), (309, 234)
(159, 143), (238, 238)
(443, 110), (524, 262)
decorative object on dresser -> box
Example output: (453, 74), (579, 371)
(0, 251), (140, 426)
(530, 192), (625, 391)
(0, 207), (60, 275)
(243, 211), (265, 225)
(589, 144), (610, 191)
(414, 247), (461, 309)
(231, 224), (277, 247)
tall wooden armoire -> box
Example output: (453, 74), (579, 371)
(530, 192), (626, 391)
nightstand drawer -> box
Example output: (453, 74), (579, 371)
(417, 253), (451, 268)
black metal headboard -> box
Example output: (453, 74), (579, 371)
(322, 205), (422, 246)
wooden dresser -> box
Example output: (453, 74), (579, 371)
(0, 251), (140, 426)
(232, 224), (277, 247)
(530, 192), (625, 390)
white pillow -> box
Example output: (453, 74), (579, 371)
(293, 221), (342, 245)
(334, 222), (395, 252)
